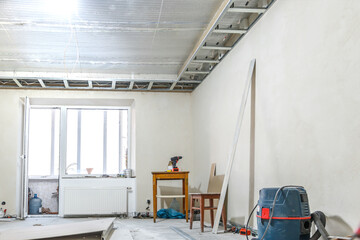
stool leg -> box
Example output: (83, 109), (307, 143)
(200, 196), (205, 232)
(221, 202), (227, 231)
(210, 199), (214, 228)
(190, 197), (194, 230)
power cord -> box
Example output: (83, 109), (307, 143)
(246, 203), (258, 240)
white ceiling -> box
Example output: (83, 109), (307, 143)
(0, 0), (274, 91)
(0, 0), (222, 73)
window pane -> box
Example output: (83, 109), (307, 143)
(53, 110), (60, 175)
(80, 110), (104, 174)
(106, 110), (119, 174)
(28, 108), (60, 176)
(120, 110), (128, 171)
(65, 108), (129, 175)
(66, 110), (78, 174)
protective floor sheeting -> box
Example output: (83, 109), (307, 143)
(0, 217), (247, 240)
(0, 218), (114, 240)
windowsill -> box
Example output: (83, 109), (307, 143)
(62, 175), (136, 179)
(29, 176), (59, 180)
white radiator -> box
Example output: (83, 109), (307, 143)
(63, 187), (128, 215)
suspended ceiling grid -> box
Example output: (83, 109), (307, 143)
(0, 0), (276, 92)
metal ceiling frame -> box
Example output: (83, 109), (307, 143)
(171, 0), (277, 90)
(0, 0), (277, 92)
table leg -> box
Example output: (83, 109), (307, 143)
(153, 175), (157, 223)
(184, 176), (189, 222)
(182, 179), (185, 214)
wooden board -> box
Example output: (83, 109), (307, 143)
(212, 59), (256, 233)
(0, 218), (115, 240)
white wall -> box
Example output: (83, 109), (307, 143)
(191, 0), (360, 232)
(0, 89), (193, 216)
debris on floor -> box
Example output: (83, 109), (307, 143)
(0, 218), (248, 240)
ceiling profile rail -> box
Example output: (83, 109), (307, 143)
(0, 71), (199, 92)
(171, 0), (277, 90)
(0, 77), (197, 92)
(213, 29), (247, 34)
(227, 7), (267, 13)
(170, 0), (235, 90)
(13, 78), (23, 88)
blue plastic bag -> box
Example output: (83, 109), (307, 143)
(157, 208), (185, 219)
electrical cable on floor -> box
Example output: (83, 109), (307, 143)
(245, 203), (258, 240)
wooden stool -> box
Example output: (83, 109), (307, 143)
(189, 193), (227, 232)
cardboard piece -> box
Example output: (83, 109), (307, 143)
(204, 163), (224, 225)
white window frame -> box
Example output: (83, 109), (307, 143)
(62, 106), (131, 177)
(27, 105), (131, 179)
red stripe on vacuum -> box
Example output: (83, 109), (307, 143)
(256, 215), (311, 220)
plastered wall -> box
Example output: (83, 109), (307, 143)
(0, 89), (193, 216)
(191, 0), (360, 232)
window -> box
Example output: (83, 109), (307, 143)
(65, 108), (129, 175)
(27, 106), (130, 177)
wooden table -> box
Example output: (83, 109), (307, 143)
(152, 171), (189, 223)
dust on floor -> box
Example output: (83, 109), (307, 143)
(0, 217), (247, 240)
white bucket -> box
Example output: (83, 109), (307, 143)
(124, 169), (132, 178)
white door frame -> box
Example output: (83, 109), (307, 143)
(20, 97), (30, 219)
(21, 102), (62, 218)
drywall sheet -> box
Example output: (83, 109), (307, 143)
(0, 218), (115, 240)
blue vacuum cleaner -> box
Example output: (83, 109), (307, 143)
(247, 186), (329, 240)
